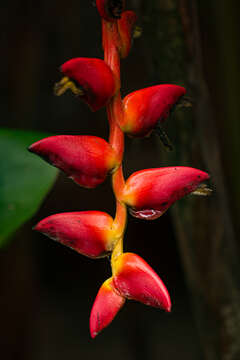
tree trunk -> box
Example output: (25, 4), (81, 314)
(139, 0), (240, 358)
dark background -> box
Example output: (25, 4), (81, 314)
(1, 1), (240, 359)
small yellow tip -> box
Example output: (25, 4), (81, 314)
(54, 77), (70, 96)
(54, 77), (84, 97)
(177, 96), (193, 109)
(192, 183), (212, 196)
(133, 26), (142, 39)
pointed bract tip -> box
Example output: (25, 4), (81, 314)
(90, 278), (125, 338)
(166, 303), (172, 313)
(27, 144), (34, 153)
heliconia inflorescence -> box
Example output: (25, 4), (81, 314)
(29, 0), (211, 338)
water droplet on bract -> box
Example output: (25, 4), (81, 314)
(129, 208), (164, 220)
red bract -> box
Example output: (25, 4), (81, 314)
(113, 253), (171, 311)
(34, 211), (116, 258)
(57, 58), (116, 111)
(119, 85), (186, 137)
(28, 135), (119, 188)
(90, 278), (125, 338)
(90, 253), (171, 338)
(96, 0), (125, 21)
(117, 11), (137, 58)
(121, 167), (210, 220)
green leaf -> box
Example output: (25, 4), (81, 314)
(0, 128), (58, 247)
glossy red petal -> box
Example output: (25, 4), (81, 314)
(117, 11), (137, 58)
(121, 84), (186, 137)
(61, 58), (116, 111)
(113, 253), (171, 311)
(28, 135), (118, 188)
(96, 0), (125, 21)
(122, 167), (210, 219)
(90, 278), (125, 338)
(34, 211), (115, 258)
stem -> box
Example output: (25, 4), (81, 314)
(107, 94), (124, 162)
(102, 18), (127, 268)
(112, 197), (127, 233)
(111, 236), (123, 275)
(102, 20), (121, 82)
(112, 165), (125, 197)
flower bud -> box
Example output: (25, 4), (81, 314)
(113, 253), (171, 311)
(55, 58), (116, 111)
(117, 11), (137, 58)
(90, 278), (125, 338)
(96, 0), (125, 21)
(34, 211), (117, 258)
(121, 167), (210, 220)
(28, 135), (119, 188)
(120, 85), (186, 137)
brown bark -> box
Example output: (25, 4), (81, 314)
(140, 0), (240, 358)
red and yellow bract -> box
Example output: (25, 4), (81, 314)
(60, 58), (116, 111)
(113, 252), (171, 310)
(121, 167), (210, 219)
(29, 135), (119, 188)
(120, 85), (186, 137)
(34, 211), (115, 259)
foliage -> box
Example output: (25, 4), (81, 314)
(0, 128), (58, 247)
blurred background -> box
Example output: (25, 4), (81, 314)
(1, 0), (240, 359)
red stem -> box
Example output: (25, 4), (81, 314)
(106, 95), (124, 162)
(102, 19), (127, 260)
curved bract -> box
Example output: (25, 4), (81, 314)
(121, 167), (210, 220)
(113, 253), (171, 311)
(120, 85), (186, 137)
(59, 58), (116, 111)
(90, 251), (171, 337)
(34, 211), (116, 258)
(90, 278), (125, 338)
(96, 0), (125, 21)
(29, 135), (119, 188)
(117, 11), (137, 58)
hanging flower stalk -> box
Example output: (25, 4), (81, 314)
(29, 0), (211, 338)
